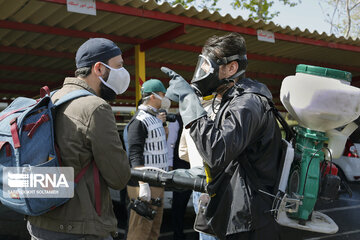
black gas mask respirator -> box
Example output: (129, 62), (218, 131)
(191, 54), (248, 97)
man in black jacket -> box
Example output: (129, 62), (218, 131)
(162, 32), (282, 240)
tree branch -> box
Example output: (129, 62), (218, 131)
(350, 0), (360, 11)
(329, 0), (340, 34)
(345, 0), (351, 38)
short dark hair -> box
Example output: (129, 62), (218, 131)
(75, 66), (92, 78)
(74, 60), (109, 78)
(202, 32), (247, 71)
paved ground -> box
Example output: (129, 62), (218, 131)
(1, 182), (360, 240)
(283, 181), (360, 240)
(158, 182), (360, 240)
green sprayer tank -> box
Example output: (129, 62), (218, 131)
(278, 64), (360, 231)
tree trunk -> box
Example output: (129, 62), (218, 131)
(257, 0), (264, 20)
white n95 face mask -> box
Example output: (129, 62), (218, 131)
(99, 62), (130, 95)
(153, 92), (171, 111)
(161, 97), (171, 111)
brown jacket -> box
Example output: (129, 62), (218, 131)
(29, 78), (130, 237)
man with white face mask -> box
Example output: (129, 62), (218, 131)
(27, 38), (131, 240)
(98, 61), (130, 101)
(125, 79), (171, 240)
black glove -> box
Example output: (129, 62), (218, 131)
(161, 67), (206, 127)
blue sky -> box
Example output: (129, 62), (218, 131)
(217, 0), (331, 35)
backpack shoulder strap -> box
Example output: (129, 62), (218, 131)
(239, 91), (295, 142)
(52, 89), (100, 215)
(264, 96), (295, 142)
(54, 90), (94, 107)
(240, 155), (266, 191)
(237, 91), (294, 198)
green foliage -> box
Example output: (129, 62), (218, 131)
(232, 0), (301, 21)
(159, 0), (220, 12)
(158, 0), (300, 21)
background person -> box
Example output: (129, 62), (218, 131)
(126, 79), (171, 240)
(178, 96), (220, 240)
(168, 114), (193, 240)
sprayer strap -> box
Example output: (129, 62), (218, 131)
(240, 157), (274, 205)
(239, 92), (295, 142)
(236, 91), (292, 199)
(267, 100), (295, 142)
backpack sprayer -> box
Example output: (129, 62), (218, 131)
(130, 64), (360, 234)
(273, 64), (360, 234)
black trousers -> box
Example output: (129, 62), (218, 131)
(171, 159), (192, 240)
(171, 190), (192, 240)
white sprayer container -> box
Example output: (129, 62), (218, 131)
(280, 65), (360, 158)
(280, 65), (360, 132)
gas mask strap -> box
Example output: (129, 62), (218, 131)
(211, 93), (220, 115)
(222, 69), (246, 84)
(217, 54), (247, 65)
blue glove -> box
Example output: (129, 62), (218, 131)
(161, 67), (207, 127)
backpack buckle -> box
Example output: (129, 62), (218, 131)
(10, 117), (17, 125)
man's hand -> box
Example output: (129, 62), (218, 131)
(139, 182), (151, 202)
(161, 67), (195, 103)
(157, 111), (166, 123)
(161, 67), (207, 128)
